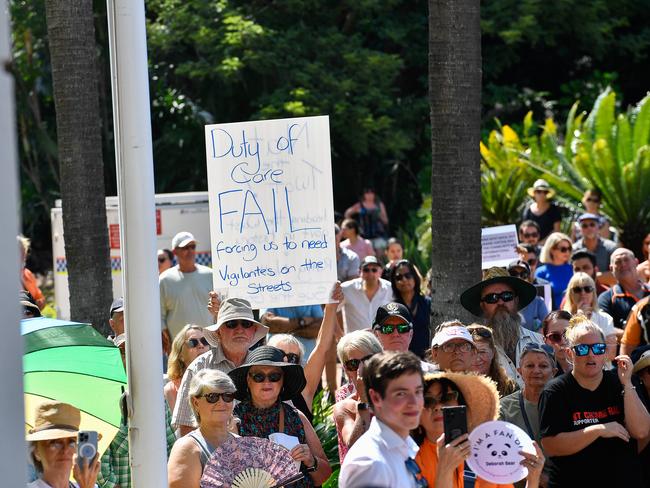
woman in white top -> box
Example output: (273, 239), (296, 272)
(563, 272), (617, 360)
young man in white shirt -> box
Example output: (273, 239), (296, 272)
(339, 350), (427, 488)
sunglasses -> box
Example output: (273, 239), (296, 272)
(534, 189), (549, 194)
(395, 272), (414, 282)
(283, 352), (301, 364)
(585, 197), (600, 203)
(46, 439), (77, 451)
(572, 343), (607, 357)
(362, 267), (381, 273)
(480, 291), (516, 304)
(572, 285), (594, 294)
(423, 391), (459, 410)
(187, 337), (209, 348)
(580, 222), (598, 228)
(344, 354), (374, 372)
(249, 371), (283, 383)
(438, 342), (473, 353)
(198, 391), (235, 403)
(509, 270), (530, 279)
(224, 320), (254, 329)
(405, 458), (428, 488)
(377, 323), (412, 335)
(522, 232), (539, 239)
(468, 327), (492, 339)
(545, 332), (565, 344)
(556, 246), (572, 253)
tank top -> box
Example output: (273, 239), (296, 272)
(188, 429), (216, 471)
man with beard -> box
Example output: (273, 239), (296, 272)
(460, 267), (543, 387)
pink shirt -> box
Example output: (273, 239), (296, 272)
(341, 238), (375, 261)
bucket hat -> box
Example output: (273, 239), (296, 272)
(204, 297), (269, 348)
(527, 179), (555, 199)
(460, 267), (537, 317)
(228, 346), (306, 401)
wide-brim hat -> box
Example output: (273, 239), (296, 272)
(423, 372), (499, 431)
(204, 297), (269, 347)
(527, 178), (555, 199)
(228, 346), (306, 401)
(26, 401), (81, 441)
(632, 346), (650, 374)
(460, 267), (537, 317)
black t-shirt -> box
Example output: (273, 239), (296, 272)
(539, 370), (641, 487)
(522, 203), (562, 240)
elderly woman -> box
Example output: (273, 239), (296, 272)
(228, 346), (331, 487)
(541, 310), (572, 374)
(27, 401), (100, 488)
(168, 369), (238, 488)
(562, 272), (618, 357)
(535, 232), (573, 309)
(540, 315), (650, 487)
(467, 324), (517, 397)
(332, 330), (384, 463)
(414, 372), (544, 488)
(165, 324), (210, 412)
(390, 259), (431, 358)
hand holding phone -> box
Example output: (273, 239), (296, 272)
(442, 406), (468, 444)
(77, 431), (98, 468)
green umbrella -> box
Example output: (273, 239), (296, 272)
(23, 317), (127, 454)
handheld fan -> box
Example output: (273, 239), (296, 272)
(201, 436), (301, 488)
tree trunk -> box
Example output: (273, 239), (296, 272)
(45, 0), (112, 334)
(428, 0), (482, 325)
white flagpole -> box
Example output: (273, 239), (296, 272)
(106, 1), (167, 485)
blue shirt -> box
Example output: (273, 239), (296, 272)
(520, 295), (549, 331)
(535, 263), (573, 310)
(262, 305), (324, 320)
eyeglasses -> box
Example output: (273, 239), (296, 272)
(377, 323), (412, 335)
(249, 371), (283, 383)
(187, 337), (209, 348)
(395, 272), (414, 282)
(556, 246), (572, 253)
(283, 352), (301, 364)
(522, 232), (539, 239)
(198, 392), (235, 403)
(572, 343), (607, 356)
(224, 320), (254, 329)
(545, 332), (565, 344)
(438, 342), (473, 353)
(468, 327), (492, 339)
(480, 291), (516, 304)
(571, 285), (594, 294)
(344, 354), (374, 371)
(362, 267), (381, 274)
(423, 391), (459, 410)
(509, 270), (530, 279)
(46, 439), (77, 451)
(405, 458), (428, 488)
(580, 222), (598, 228)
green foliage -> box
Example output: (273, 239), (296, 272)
(311, 389), (340, 485)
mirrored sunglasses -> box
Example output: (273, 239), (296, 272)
(377, 323), (412, 335)
(573, 343), (607, 357)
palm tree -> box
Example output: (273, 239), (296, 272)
(428, 0), (482, 324)
(45, 0), (112, 333)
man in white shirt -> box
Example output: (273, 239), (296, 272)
(341, 256), (393, 333)
(339, 350), (427, 488)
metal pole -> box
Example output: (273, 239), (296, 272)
(0, 1), (28, 485)
(106, 1), (167, 485)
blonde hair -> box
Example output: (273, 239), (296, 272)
(564, 313), (605, 347)
(18, 235), (30, 254)
(563, 272), (599, 314)
(167, 324), (204, 381)
(540, 232), (572, 264)
(337, 330), (383, 363)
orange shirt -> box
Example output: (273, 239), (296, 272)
(22, 268), (45, 309)
(622, 296), (650, 348)
(415, 437), (514, 488)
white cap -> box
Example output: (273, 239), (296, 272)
(431, 325), (474, 348)
(171, 231), (196, 249)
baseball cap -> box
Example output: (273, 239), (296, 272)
(507, 259), (531, 275)
(577, 213), (601, 223)
(361, 256), (380, 269)
(171, 231), (196, 249)
(431, 326), (474, 348)
(110, 297), (124, 316)
(373, 302), (412, 328)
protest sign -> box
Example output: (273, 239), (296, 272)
(205, 116), (336, 309)
(482, 225), (519, 269)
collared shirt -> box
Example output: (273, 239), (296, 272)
(338, 247), (361, 282)
(598, 282), (650, 329)
(341, 278), (393, 333)
(339, 417), (420, 488)
(572, 237), (618, 271)
(97, 402), (176, 488)
(172, 344), (251, 430)
(496, 326), (544, 388)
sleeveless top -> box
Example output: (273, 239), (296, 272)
(188, 429), (216, 471)
(234, 400), (312, 487)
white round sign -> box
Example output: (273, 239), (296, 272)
(466, 420), (535, 484)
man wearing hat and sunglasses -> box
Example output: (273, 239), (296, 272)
(171, 297), (269, 435)
(461, 267), (543, 387)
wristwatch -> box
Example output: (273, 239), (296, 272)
(298, 318), (307, 328)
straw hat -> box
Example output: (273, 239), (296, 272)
(460, 267), (537, 317)
(228, 346), (306, 401)
(423, 372), (499, 431)
(204, 297), (269, 347)
(632, 346), (650, 375)
(527, 179), (555, 199)
(26, 401), (80, 441)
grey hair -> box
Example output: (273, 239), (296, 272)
(267, 334), (305, 361)
(337, 330), (383, 363)
(188, 369), (236, 422)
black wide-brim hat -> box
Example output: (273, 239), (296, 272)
(460, 267), (537, 317)
(228, 346), (306, 401)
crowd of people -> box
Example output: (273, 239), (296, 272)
(20, 180), (650, 488)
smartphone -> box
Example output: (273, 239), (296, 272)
(77, 431), (98, 468)
(442, 406), (468, 443)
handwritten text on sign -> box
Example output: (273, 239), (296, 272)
(205, 116), (336, 308)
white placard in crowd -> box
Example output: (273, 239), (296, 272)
(482, 224), (519, 269)
(205, 116), (336, 309)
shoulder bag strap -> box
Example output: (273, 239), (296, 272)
(518, 391), (535, 439)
